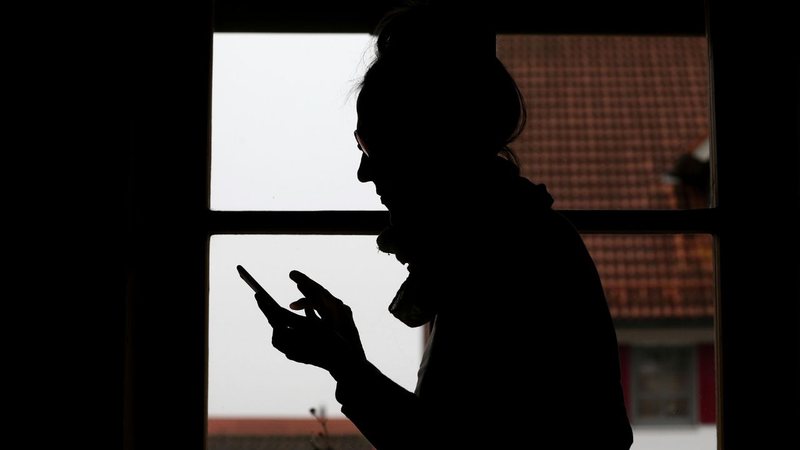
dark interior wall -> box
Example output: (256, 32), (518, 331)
(31, 0), (213, 448)
(213, 0), (705, 34)
(708, 0), (800, 448)
(122, 2), (214, 449)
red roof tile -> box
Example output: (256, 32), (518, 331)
(497, 35), (714, 320)
(208, 435), (373, 450)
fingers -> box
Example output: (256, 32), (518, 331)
(271, 318), (325, 365)
(289, 298), (310, 310)
(289, 270), (328, 297)
(289, 271), (332, 317)
(304, 306), (320, 320)
(254, 291), (288, 328)
(290, 298), (321, 323)
(289, 270), (344, 315)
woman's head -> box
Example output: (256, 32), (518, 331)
(355, 2), (527, 222)
(356, 3), (525, 164)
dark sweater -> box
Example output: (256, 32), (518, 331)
(334, 174), (633, 449)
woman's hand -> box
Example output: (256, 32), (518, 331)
(252, 270), (366, 374)
(287, 270), (366, 359)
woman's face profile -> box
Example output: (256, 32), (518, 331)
(354, 124), (407, 212)
(354, 117), (445, 226)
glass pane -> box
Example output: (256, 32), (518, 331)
(211, 33), (381, 211)
(633, 347), (694, 423)
(638, 397), (692, 420)
(213, 34), (711, 212)
(208, 232), (717, 445)
(636, 348), (693, 395)
(585, 234), (715, 320)
(586, 234), (716, 445)
(207, 235), (423, 423)
(498, 35), (711, 209)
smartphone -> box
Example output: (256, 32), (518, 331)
(237, 265), (286, 327)
(237, 264), (266, 295)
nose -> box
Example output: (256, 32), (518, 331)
(357, 153), (373, 183)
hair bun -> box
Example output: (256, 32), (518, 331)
(374, 2), (495, 60)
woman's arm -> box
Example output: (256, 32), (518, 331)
(332, 360), (431, 450)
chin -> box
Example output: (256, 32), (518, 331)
(385, 204), (404, 226)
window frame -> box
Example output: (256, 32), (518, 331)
(205, 21), (719, 438)
(123, 2), (800, 450)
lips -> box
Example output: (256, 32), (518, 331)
(376, 186), (396, 208)
(377, 189), (390, 205)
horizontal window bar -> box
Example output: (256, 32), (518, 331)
(565, 209), (717, 233)
(206, 209), (718, 235)
(214, 1), (705, 36)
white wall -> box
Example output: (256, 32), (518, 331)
(631, 425), (716, 450)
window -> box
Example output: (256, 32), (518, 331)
(207, 31), (718, 448)
(631, 346), (696, 425)
(123, 3), (800, 450)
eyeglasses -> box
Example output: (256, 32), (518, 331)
(354, 130), (369, 158)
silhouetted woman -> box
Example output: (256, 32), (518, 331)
(251, 3), (633, 448)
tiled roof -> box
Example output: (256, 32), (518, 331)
(584, 234), (714, 320)
(497, 35), (714, 320)
(208, 435), (373, 450)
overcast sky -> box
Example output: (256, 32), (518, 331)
(211, 33), (381, 211)
(208, 33), (424, 418)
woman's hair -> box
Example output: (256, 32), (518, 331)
(356, 1), (526, 166)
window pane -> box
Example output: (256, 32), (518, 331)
(208, 235), (423, 420)
(638, 396), (692, 419)
(632, 347), (695, 424)
(211, 33), (380, 211)
(214, 34), (712, 212)
(498, 35), (711, 209)
(584, 234), (715, 320)
(588, 234), (716, 446)
(636, 348), (693, 395)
